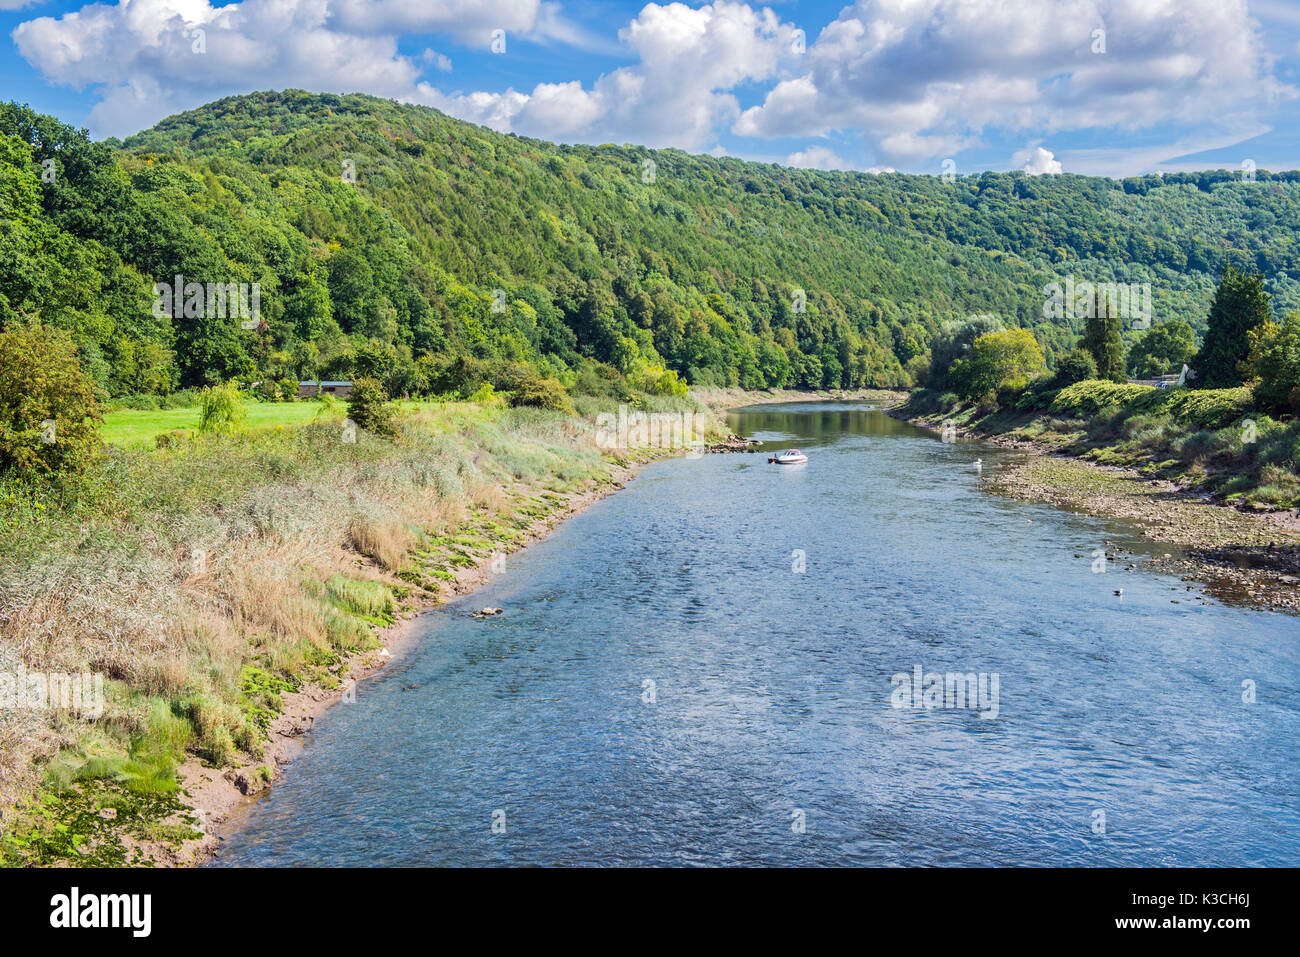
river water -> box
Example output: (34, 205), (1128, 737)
(214, 402), (1299, 866)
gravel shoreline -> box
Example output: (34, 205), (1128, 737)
(892, 407), (1300, 617)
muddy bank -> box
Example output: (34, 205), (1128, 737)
(895, 407), (1300, 616)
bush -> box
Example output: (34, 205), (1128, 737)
(509, 376), (575, 414)
(1050, 380), (1254, 430)
(1053, 348), (1098, 387)
(0, 322), (103, 482)
(346, 377), (397, 435)
(255, 377), (300, 402)
(154, 429), (190, 449)
(466, 382), (506, 408)
(197, 382), (247, 435)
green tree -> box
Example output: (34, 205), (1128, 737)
(1053, 347), (1098, 386)
(197, 381), (247, 435)
(927, 315), (1005, 388)
(1127, 320), (1196, 378)
(950, 328), (1045, 402)
(1247, 312), (1300, 414)
(285, 271), (333, 341)
(327, 248), (378, 335)
(755, 340), (790, 388)
(1080, 298), (1125, 383)
(0, 322), (103, 482)
(1193, 265), (1273, 387)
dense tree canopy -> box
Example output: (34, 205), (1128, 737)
(4, 91), (1300, 399)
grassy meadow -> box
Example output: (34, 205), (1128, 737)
(99, 399), (451, 446)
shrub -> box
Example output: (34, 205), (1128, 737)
(154, 429), (189, 449)
(466, 381), (506, 408)
(509, 376), (575, 414)
(346, 377), (397, 435)
(0, 322), (103, 482)
(254, 377), (299, 402)
(197, 382), (247, 435)
(1053, 348), (1098, 387)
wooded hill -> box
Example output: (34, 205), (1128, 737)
(4, 90), (1300, 397)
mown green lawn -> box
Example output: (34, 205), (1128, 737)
(100, 400), (437, 446)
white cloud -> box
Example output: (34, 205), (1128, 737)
(410, 1), (803, 149)
(8, 0), (595, 137)
(420, 49), (452, 72)
(321, 0), (539, 44)
(1014, 145), (1062, 175)
(12, 0), (430, 136)
(784, 145), (853, 170)
(9, 0), (1295, 175)
(734, 0), (1290, 166)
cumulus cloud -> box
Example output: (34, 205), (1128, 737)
(734, 0), (1289, 166)
(9, 0), (584, 136)
(1014, 145), (1062, 175)
(420, 49), (453, 72)
(9, 0), (1294, 174)
(12, 0), (429, 136)
(410, 1), (803, 149)
(784, 145), (854, 170)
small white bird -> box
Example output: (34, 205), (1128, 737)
(973, 458), (983, 476)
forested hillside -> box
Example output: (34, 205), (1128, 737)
(4, 89), (1300, 398)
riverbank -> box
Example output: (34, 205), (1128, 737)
(890, 394), (1300, 615)
(167, 458), (652, 865)
(0, 397), (731, 866)
(692, 386), (907, 413)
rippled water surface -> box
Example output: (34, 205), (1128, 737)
(215, 403), (1299, 866)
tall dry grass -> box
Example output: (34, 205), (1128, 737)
(0, 402), (632, 827)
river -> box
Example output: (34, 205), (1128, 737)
(213, 402), (1299, 866)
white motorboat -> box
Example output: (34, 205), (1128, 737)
(768, 449), (808, 465)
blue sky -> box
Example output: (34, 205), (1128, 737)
(4, 0), (1300, 177)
